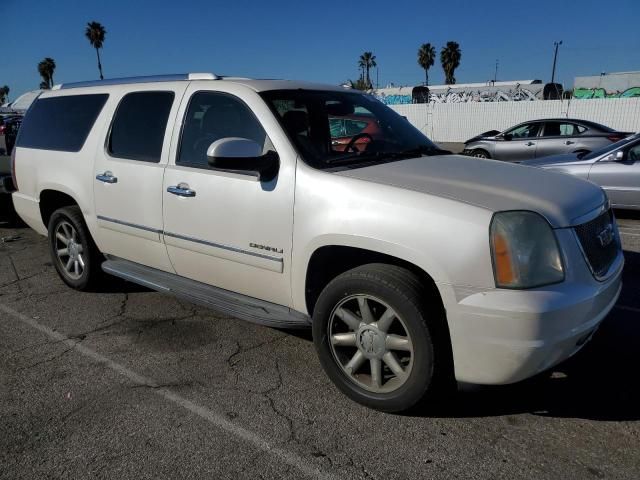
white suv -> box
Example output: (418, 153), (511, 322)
(11, 73), (623, 412)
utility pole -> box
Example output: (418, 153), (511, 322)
(551, 40), (562, 84)
(493, 59), (499, 85)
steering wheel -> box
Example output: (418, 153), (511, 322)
(343, 133), (374, 153)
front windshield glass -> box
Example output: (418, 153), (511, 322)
(582, 134), (639, 160)
(260, 89), (443, 168)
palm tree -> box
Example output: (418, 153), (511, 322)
(37, 57), (56, 89)
(417, 43), (436, 87)
(85, 21), (106, 80)
(0, 86), (9, 104)
(440, 41), (461, 85)
(358, 52), (377, 89)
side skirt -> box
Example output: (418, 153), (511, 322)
(101, 257), (311, 329)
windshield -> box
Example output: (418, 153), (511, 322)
(582, 134), (639, 160)
(260, 89), (443, 168)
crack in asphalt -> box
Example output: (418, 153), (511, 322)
(129, 381), (199, 390)
(227, 334), (288, 367)
(2, 301), (340, 480)
(16, 340), (82, 371)
(7, 255), (23, 293)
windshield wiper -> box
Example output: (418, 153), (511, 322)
(326, 145), (450, 165)
(397, 145), (452, 157)
(325, 151), (388, 165)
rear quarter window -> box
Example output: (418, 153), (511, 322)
(16, 94), (109, 152)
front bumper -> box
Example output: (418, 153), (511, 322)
(446, 262), (622, 385)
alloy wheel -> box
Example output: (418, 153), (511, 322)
(54, 221), (85, 280)
(328, 294), (414, 393)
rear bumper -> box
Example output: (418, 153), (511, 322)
(12, 192), (47, 235)
(446, 264), (622, 385)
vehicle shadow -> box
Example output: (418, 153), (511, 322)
(92, 275), (152, 294)
(418, 249), (640, 422)
(615, 208), (640, 221)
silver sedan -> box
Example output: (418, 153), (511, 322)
(523, 133), (640, 210)
(463, 119), (631, 162)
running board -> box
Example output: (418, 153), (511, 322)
(101, 258), (311, 329)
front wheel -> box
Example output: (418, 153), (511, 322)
(313, 264), (446, 412)
(472, 149), (491, 159)
(48, 206), (103, 290)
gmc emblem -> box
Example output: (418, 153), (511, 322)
(597, 224), (614, 247)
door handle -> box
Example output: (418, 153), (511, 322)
(167, 183), (196, 197)
(565, 140), (575, 145)
(525, 142), (535, 147)
(96, 171), (117, 183)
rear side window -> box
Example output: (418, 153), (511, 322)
(108, 91), (174, 162)
(16, 94), (108, 152)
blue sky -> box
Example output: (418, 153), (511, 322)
(2, 0), (640, 99)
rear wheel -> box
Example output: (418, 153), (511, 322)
(313, 264), (447, 412)
(48, 206), (103, 290)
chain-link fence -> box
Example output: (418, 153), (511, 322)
(390, 98), (640, 143)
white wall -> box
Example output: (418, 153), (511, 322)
(390, 98), (640, 143)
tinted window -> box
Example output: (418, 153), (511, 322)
(16, 94), (108, 152)
(627, 142), (640, 162)
(108, 91), (174, 162)
(542, 122), (580, 137)
(329, 118), (371, 138)
(345, 119), (370, 136)
(178, 92), (268, 168)
(506, 123), (540, 139)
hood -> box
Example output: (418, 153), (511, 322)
(335, 155), (605, 228)
(464, 129), (501, 144)
(522, 153), (594, 168)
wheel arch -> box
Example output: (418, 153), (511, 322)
(303, 243), (455, 389)
(303, 242), (446, 319)
(39, 188), (81, 229)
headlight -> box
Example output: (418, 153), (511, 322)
(490, 211), (564, 289)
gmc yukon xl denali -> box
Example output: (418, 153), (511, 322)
(11, 73), (623, 412)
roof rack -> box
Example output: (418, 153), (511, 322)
(55, 73), (219, 90)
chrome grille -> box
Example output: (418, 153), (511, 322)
(574, 209), (619, 279)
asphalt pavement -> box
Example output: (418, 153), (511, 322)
(1, 211), (639, 479)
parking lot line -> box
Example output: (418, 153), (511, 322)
(0, 302), (337, 480)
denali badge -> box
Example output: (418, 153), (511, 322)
(249, 243), (283, 254)
(597, 224), (614, 247)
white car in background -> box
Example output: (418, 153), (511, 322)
(524, 133), (640, 210)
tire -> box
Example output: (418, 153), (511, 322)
(47, 206), (103, 290)
(312, 263), (448, 412)
(472, 149), (491, 159)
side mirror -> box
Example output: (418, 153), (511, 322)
(503, 133), (513, 141)
(604, 151), (625, 162)
(207, 138), (279, 181)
